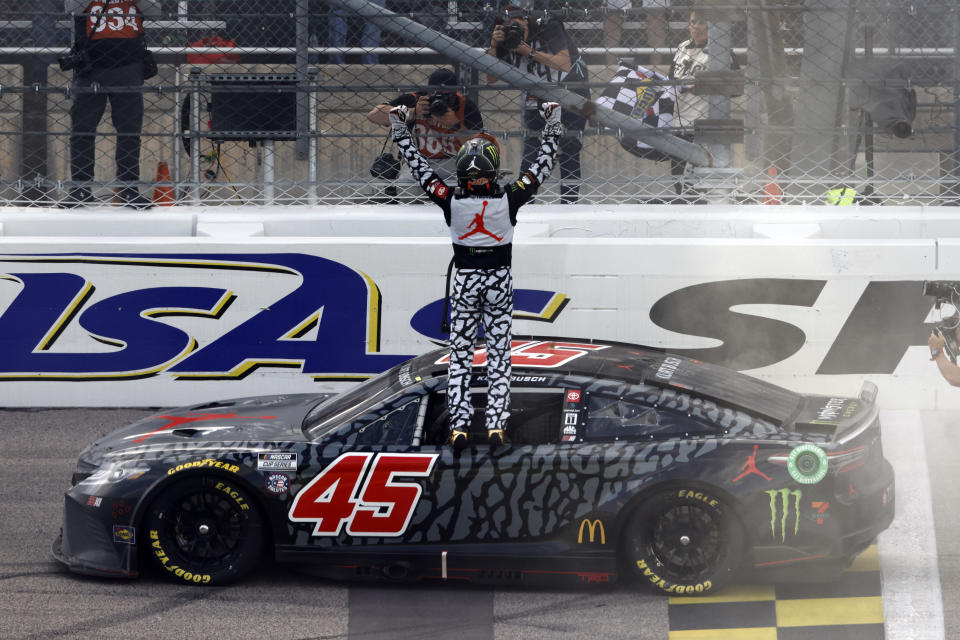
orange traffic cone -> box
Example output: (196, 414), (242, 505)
(763, 166), (782, 205)
(153, 161), (175, 206)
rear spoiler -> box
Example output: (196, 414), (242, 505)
(859, 380), (878, 405)
(794, 381), (880, 442)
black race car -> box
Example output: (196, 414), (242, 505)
(54, 337), (894, 594)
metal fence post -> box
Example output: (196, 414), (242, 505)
(295, 0), (309, 162)
(189, 68), (201, 206)
(308, 67), (319, 206)
(953, 6), (960, 203)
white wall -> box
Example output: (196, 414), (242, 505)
(0, 203), (957, 409)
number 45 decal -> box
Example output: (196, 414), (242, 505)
(288, 452), (438, 537)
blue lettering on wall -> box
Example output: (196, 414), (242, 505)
(410, 290), (569, 342)
(0, 275), (228, 378)
(0, 253), (411, 381)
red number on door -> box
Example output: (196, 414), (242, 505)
(288, 452), (372, 536)
(288, 452), (438, 537)
(348, 453), (437, 536)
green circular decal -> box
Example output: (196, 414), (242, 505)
(787, 444), (829, 484)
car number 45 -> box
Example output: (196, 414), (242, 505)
(288, 452), (439, 537)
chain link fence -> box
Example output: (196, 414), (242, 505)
(0, 0), (957, 207)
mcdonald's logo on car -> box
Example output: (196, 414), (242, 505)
(578, 518), (606, 544)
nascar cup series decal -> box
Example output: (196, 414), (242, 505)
(289, 452), (438, 537)
(258, 453), (297, 471)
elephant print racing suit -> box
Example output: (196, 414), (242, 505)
(393, 128), (560, 437)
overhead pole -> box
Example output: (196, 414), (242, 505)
(322, 0), (716, 167)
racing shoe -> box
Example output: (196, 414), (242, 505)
(448, 429), (469, 450)
(58, 188), (94, 208)
(487, 429), (506, 447)
(118, 187), (154, 210)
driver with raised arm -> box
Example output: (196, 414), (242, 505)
(388, 101), (563, 449)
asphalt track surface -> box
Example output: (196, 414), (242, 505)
(0, 407), (957, 640)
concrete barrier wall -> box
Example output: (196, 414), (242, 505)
(0, 203), (957, 409)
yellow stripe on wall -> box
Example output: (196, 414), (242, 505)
(776, 596), (885, 627)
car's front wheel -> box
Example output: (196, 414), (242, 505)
(144, 476), (264, 585)
(624, 487), (744, 596)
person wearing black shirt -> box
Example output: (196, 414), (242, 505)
(62, 0), (159, 209)
(368, 68), (484, 181)
(486, 2), (588, 204)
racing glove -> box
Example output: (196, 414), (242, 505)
(521, 103), (561, 188)
(540, 102), (563, 138)
(389, 104), (440, 191)
(388, 105), (411, 142)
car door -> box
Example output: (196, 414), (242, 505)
(578, 387), (729, 490)
(287, 380), (618, 552)
(288, 386), (439, 548)
(406, 381), (624, 549)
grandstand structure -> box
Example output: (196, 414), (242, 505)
(0, 0), (957, 207)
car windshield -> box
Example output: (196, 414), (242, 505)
(302, 367), (400, 439)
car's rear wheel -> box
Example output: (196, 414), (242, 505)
(624, 487), (744, 596)
(144, 476), (263, 586)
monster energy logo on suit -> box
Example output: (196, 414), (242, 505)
(766, 488), (802, 542)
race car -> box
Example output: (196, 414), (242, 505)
(53, 337), (895, 594)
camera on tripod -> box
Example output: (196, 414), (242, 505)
(923, 280), (960, 361)
(427, 91), (458, 118)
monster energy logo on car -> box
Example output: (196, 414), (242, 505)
(766, 488), (802, 542)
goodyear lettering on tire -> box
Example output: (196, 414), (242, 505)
(149, 528), (212, 584)
(167, 459), (240, 476)
(635, 559), (713, 594)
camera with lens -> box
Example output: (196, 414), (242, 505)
(922, 280), (960, 301)
(58, 46), (92, 74)
(923, 280), (960, 361)
(502, 24), (524, 50)
(495, 23), (525, 59)
(427, 91), (458, 118)
(369, 152), (400, 180)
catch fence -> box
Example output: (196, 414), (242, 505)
(0, 0), (957, 207)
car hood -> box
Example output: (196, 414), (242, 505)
(80, 393), (335, 463)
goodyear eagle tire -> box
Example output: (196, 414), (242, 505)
(625, 487), (744, 596)
(144, 476), (264, 586)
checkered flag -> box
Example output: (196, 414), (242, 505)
(596, 64), (677, 162)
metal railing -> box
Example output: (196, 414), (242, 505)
(0, 0), (956, 207)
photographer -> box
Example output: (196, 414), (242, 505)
(367, 68), (484, 181)
(486, 1), (588, 204)
(925, 281), (960, 386)
(928, 326), (960, 386)
(61, 0), (160, 209)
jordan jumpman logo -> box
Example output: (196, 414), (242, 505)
(458, 200), (503, 242)
(732, 444), (772, 482)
